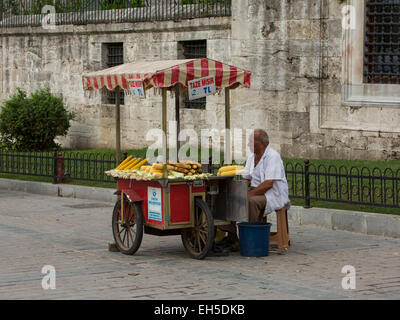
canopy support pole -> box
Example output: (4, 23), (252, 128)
(175, 84), (180, 162)
(115, 87), (121, 166)
(162, 88), (168, 177)
(225, 87), (232, 165)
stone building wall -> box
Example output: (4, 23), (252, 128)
(1, 0), (400, 160)
(231, 0), (400, 160)
(0, 18), (232, 150)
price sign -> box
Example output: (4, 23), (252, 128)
(128, 80), (146, 99)
(148, 187), (162, 221)
(188, 76), (216, 101)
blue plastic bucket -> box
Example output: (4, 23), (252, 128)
(238, 222), (272, 257)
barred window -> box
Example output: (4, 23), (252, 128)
(364, 0), (400, 84)
(178, 40), (207, 109)
(104, 42), (125, 104)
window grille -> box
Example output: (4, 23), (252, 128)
(106, 43), (125, 104)
(179, 40), (207, 109)
(364, 0), (400, 84)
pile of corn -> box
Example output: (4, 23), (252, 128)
(105, 157), (212, 181)
(141, 161), (211, 180)
(167, 160), (203, 175)
(167, 161), (212, 181)
(140, 163), (170, 179)
(105, 156), (150, 180)
(116, 156), (148, 171)
(217, 165), (244, 176)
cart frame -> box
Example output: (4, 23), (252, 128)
(82, 59), (251, 259)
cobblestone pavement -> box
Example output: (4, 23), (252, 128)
(1, 190), (399, 300)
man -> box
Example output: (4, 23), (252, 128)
(242, 129), (290, 221)
(213, 129), (290, 254)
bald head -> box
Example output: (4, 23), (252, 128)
(254, 129), (269, 147)
(248, 129), (269, 155)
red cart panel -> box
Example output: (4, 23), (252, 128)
(192, 185), (206, 194)
(118, 179), (207, 230)
(169, 184), (191, 223)
(118, 179), (165, 228)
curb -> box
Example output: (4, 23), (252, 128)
(286, 206), (400, 239)
(1, 178), (399, 238)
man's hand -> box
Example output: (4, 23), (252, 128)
(248, 180), (275, 197)
(248, 190), (256, 198)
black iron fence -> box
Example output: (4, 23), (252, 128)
(0, 0), (231, 28)
(0, 151), (399, 209)
(0, 150), (117, 184)
(285, 160), (400, 209)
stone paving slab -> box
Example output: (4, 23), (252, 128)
(0, 190), (400, 300)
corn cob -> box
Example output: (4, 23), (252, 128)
(120, 158), (137, 170)
(125, 158), (141, 170)
(150, 167), (163, 174)
(219, 169), (244, 176)
(218, 165), (244, 174)
(191, 162), (201, 169)
(132, 159), (148, 170)
(126, 158), (142, 169)
(152, 163), (165, 170)
(152, 172), (163, 179)
(116, 156), (132, 170)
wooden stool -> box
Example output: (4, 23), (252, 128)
(268, 206), (290, 250)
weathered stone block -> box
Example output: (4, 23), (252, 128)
(299, 56), (320, 78)
(332, 212), (367, 234)
(301, 208), (333, 229)
(366, 214), (400, 238)
(286, 19), (321, 40)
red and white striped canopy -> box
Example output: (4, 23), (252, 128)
(82, 58), (251, 91)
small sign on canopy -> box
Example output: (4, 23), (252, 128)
(129, 79), (146, 98)
(188, 76), (216, 101)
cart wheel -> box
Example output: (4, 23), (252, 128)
(112, 198), (143, 255)
(181, 198), (215, 260)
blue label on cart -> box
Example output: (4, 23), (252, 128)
(148, 187), (162, 221)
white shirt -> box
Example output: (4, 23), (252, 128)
(250, 159), (263, 188)
(242, 146), (290, 216)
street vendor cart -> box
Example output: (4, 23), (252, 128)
(83, 58), (251, 259)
